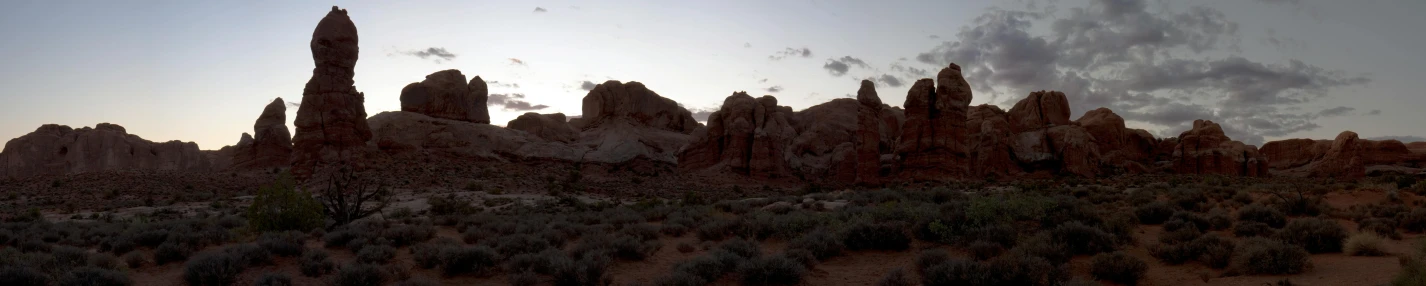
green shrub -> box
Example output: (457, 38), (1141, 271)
(1237, 204), (1287, 228)
(842, 223), (910, 251)
(331, 263), (384, 286)
(246, 174), (325, 232)
(299, 249), (334, 277)
(737, 256), (806, 286)
(1049, 221), (1117, 255)
(59, 267), (130, 286)
(1359, 218), (1401, 239)
(1230, 238), (1309, 275)
(1343, 233), (1388, 256)
(1090, 252), (1147, 286)
(356, 244), (396, 264)
(183, 252), (240, 286)
(1275, 218), (1347, 253)
(788, 229), (843, 260)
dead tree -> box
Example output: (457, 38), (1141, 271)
(315, 166), (390, 228)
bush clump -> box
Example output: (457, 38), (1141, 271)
(842, 223), (910, 251)
(254, 273), (292, 286)
(1401, 208), (1426, 233)
(183, 252), (241, 286)
(1358, 218), (1401, 239)
(788, 229), (843, 260)
(737, 256), (806, 286)
(1230, 238), (1310, 275)
(1048, 221), (1117, 255)
(331, 263), (384, 286)
(1134, 201), (1174, 224)
(1343, 233), (1388, 256)
(247, 174), (325, 232)
(1090, 252), (1148, 286)
(356, 244), (397, 264)
(59, 267), (131, 286)
(1232, 222), (1275, 238)
(299, 249), (335, 277)
(441, 246), (499, 277)
(154, 242), (192, 265)
(1274, 218), (1347, 253)
(0, 266), (48, 286)
(1236, 204), (1287, 228)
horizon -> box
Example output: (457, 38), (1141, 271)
(1, 0), (1423, 151)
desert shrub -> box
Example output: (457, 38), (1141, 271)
(410, 242), (455, 269)
(737, 256), (806, 286)
(842, 222), (910, 251)
(331, 263), (384, 286)
(1230, 238), (1309, 275)
(58, 267), (130, 286)
(496, 234), (552, 257)
(1134, 201), (1174, 224)
(222, 244), (271, 268)
(299, 249), (334, 277)
(381, 224), (435, 247)
(654, 271), (707, 286)
(549, 252), (612, 286)
(1275, 218), (1347, 253)
(506, 271), (537, 286)
(609, 235), (659, 261)
(441, 246), (498, 276)
(1165, 212), (1211, 232)
(981, 252), (1059, 286)
(1090, 252), (1147, 286)
(88, 253), (121, 270)
(247, 174), (325, 232)
(920, 257), (979, 285)
(322, 230), (356, 248)
(1232, 222), (1275, 238)
(1395, 239), (1426, 286)
(121, 252), (146, 269)
(695, 218), (738, 241)
(356, 244), (396, 264)
(1344, 233), (1388, 256)
(781, 249), (817, 269)
(670, 251), (745, 283)
(1359, 218), (1402, 239)
(1158, 224), (1203, 245)
(1237, 204), (1287, 228)
(1009, 234), (1072, 265)
(1151, 233), (1235, 268)
(1049, 221), (1117, 255)
(677, 242), (696, 253)
(876, 268), (913, 286)
(183, 252), (241, 286)
(257, 231), (305, 257)
(1206, 210), (1233, 230)
(0, 266), (48, 286)
(968, 240), (1005, 261)
(253, 273), (291, 286)
(428, 194), (479, 216)
(1402, 208), (1426, 233)
(916, 249), (952, 275)
(787, 229), (843, 260)
(154, 242), (192, 265)
(661, 224), (689, 237)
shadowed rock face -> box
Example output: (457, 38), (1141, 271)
(855, 80), (886, 185)
(291, 6), (373, 179)
(1077, 107), (1155, 173)
(1261, 139), (1331, 170)
(0, 123), (210, 179)
(896, 63), (972, 180)
(679, 92), (796, 179)
(507, 113), (577, 143)
(399, 69), (489, 124)
(230, 98), (293, 169)
(575, 80), (699, 134)
(1172, 120), (1269, 177)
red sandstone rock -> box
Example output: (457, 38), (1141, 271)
(1304, 131), (1367, 178)
(507, 113), (577, 143)
(0, 123), (211, 179)
(1408, 142), (1426, 154)
(291, 6), (374, 179)
(575, 80), (699, 133)
(231, 98), (293, 170)
(679, 92), (796, 179)
(967, 105), (1019, 177)
(1171, 120), (1269, 177)
(855, 80), (886, 185)
(896, 63), (972, 180)
(1076, 107), (1154, 173)
(786, 98), (858, 184)
(1260, 139), (1331, 170)
(399, 69), (489, 123)
(1007, 91), (1072, 133)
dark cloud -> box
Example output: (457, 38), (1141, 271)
(823, 56), (869, 76)
(508, 58), (526, 66)
(1316, 106), (1354, 117)
(765, 86), (783, 93)
(533, 7), (547, 12)
(913, 0), (1368, 145)
(285, 100), (300, 108)
(489, 93), (549, 111)
(399, 47), (457, 62)
(1255, 0), (1302, 7)
(1368, 135), (1426, 143)
(889, 63), (929, 78)
(878, 74), (904, 87)
(1369, 109), (1382, 115)
(768, 47), (813, 60)
(486, 80), (520, 88)
(579, 81), (597, 91)
(758, 78), (768, 83)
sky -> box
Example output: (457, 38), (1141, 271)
(0, 0), (1422, 150)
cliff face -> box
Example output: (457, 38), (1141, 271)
(0, 123), (210, 179)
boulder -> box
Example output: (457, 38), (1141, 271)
(785, 98), (858, 184)
(1046, 125), (1101, 177)
(967, 105), (1018, 177)
(574, 80), (699, 133)
(231, 98), (293, 169)
(507, 113), (577, 143)
(896, 63), (972, 180)
(0, 123), (211, 179)
(1260, 139), (1331, 169)
(1076, 107), (1154, 173)
(291, 6), (374, 179)
(1303, 131), (1366, 178)
(399, 69), (490, 123)
(1171, 120), (1269, 177)
(678, 92), (796, 179)
(1006, 91), (1072, 133)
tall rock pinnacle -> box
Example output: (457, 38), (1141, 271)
(291, 6), (373, 179)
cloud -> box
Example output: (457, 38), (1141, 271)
(1369, 109), (1382, 115)
(486, 80), (520, 88)
(285, 100), (300, 108)
(508, 58), (526, 66)
(758, 78), (768, 83)
(488, 93), (548, 111)
(1367, 135), (1426, 143)
(823, 56), (869, 76)
(768, 47), (813, 60)
(1316, 106), (1354, 117)
(534, 7), (547, 12)
(878, 74), (904, 87)
(398, 47), (457, 62)
(912, 0), (1368, 145)
(688, 108), (715, 122)
(765, 86), (783, 93)
(744, 43), (752, 48)
(1255, 0), (1302, 7)
(579, 80), (597, 91)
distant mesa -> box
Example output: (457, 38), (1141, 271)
(5, 6), (1424, 184)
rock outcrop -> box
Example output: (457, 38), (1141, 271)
(896, 63), (972, 180)
(1171, 120), (1269, 177)
(967, 105), (1019, 177)
(399, 69), (489, 123)
(368, 111), (583, 161)
(1076, 108), (1155, 173)
(854, 80), (895, 185)
(573, 80), (699, 163)
(784, 99), (857, 184)
(507, 113), (577, 143)
(1409, 142), (1426, 154)
(679, 92), (797, 179)
(1260, 139), (1331, 170)
(230, 98), (293, 170)
(0, 123), (210, 179)
(291, 6), (373, 179)
(1263, 132), (1421, 177)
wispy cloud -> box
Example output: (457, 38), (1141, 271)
(489, 93), (548, 111)
(508, 58), (526, 66)
(396, 47), (457, 63)
(768, 47), (813, 60)
(765, 86), (783, 93)
(823, 56), (869, 76)
(533, 7), (547, 13)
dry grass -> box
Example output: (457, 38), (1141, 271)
(1344, 233), (1389, 256)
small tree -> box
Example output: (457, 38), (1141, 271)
(247, 173), (325, 232)
(316, 166), (390, 228)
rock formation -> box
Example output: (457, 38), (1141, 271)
(896, 63), (972, 180)
(0, 123), (210, 179)
(679, 92), (796, 179)
(291, 6), (373, 179)
(230, 98), (293, 170)
(1409, 142), (1426, 154)
(1262, 132), (1421, 177)
(368, 111), (582, 161)
(1171, 120), (1269, 177)
(854, 80), (891, 185)
(989, 91), (1102, 177)
(1260, 139), (1331, 170)
(967, 105), (1019, 177)
(1076, 108), (1155, 173)
(507, 112), (577, 143)
(784, 99), (857, 184)
(399, 69), (489, 123)
(572, 80), (700, 163)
